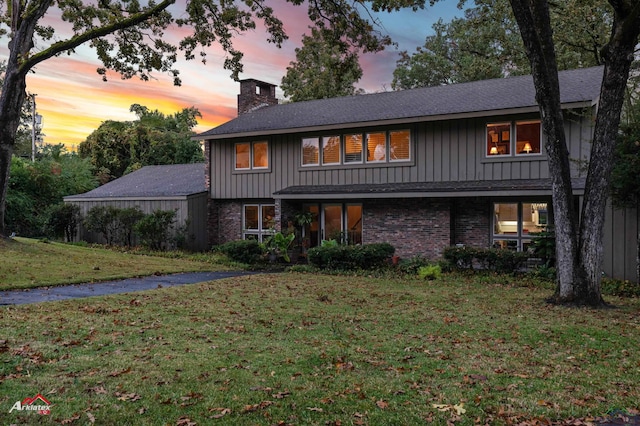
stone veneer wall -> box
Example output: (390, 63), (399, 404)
(363, 198), (451, 259)
(452, 198), (490, 248)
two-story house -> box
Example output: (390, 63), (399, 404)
(196, 67), (638, 281)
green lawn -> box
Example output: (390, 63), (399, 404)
(1, 268), (639, 425)
(0, 237), (227, 290)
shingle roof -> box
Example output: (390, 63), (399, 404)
(64, 163), (206, 199)
(198, 66), (603, 139)
(273, 178), (586, 198)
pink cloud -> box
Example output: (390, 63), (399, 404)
(10, 1), (463, 150)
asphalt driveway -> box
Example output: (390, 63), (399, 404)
(0, 271), (256, 305)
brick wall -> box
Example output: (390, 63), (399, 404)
(452, 198), (490, 248)
(238, 80), (278, 115)
(207, 200), (243, 246)
(363, 198), (451, 259)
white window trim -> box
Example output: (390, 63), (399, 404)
(235, 141), (269, 171)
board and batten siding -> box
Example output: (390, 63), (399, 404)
(66, 193), (208, 251)
(209, 110), (594, 199)
(602, 202), (639, 282)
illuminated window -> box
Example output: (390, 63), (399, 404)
(235, 141), (269, 170)
(492, 201), (550, 251)
(390, 130), (410, 161)
(487, 123), (511, 156)
(243, 204), (275, 241)
(235, 143), (250, 169)
(322, 136), (341, 165)
(253, 141), (268, 168)
(487, 120), (542, 157)
(366, 132), (386, 162)
(302, 137), (319, 166)
(344, 134), (363, 163)
(516, 121), (541, 155)
(300, 129), (411, 166)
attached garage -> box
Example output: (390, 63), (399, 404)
(64, 163), (208, 251)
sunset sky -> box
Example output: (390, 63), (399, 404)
(3, 1), (463, 150)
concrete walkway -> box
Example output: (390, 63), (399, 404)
(0, 271), (256, 305)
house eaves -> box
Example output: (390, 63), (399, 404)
(195, 66), (602, 141)
(273, 178), (586, 200)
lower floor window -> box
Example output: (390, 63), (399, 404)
(302, 203), (362, 247)
(492, 201), (549, 251)
(243, 204), (275, 242)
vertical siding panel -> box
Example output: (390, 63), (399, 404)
(416, 123), (425, 182)
(458, 121), (467, 181)
(434, 122), (442, 181)
(425, 123), (434, 182)
(446, 121), (456, 181)
(625, 208), (636, 281)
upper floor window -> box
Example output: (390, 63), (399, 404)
(236, 141), (268, 170)
(487, 120), (541, 157)
(302, 129), (411, 167)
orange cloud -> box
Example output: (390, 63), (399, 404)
(12, 2), (462, 151)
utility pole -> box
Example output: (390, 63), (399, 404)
(31, 93), (37, 162)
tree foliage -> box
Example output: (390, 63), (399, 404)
(611, 101), (640, 209)
(393, 0), (611, 89)
(78, 104), (204, 182)
(281, 27), (364, 101)
(5, 145), (97, 236)
(0, 0), (422, 236)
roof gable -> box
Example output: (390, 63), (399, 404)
(198, 66), (602, 139)
(64, 163), (206, 200)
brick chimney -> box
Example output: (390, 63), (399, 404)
(238, 79), (278, 115)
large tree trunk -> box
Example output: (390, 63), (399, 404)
(0, 47), (30, 237)
(509, 0), (640, 306)
(508, 0), (582, 301)
(577, 7), (640, 303)
(0, 0), (51, 236)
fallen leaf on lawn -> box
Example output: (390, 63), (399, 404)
(432, 403), (466, 415)
(336, 361), (354, 371)
(243, 401), (273, 412)
(307, 407), (323, 412)
(138, 407), (146, 414)
(89, 386), (107, 394)
(115, 392), (141, 402)
(108, 367), (131, 377)
(86, 412), (95, 424)
(61, 414), (81, 424)
(175, 416), (196, 426)
(376, 400), (389, 409)
(272, 391), (290, 399)
(209, 407), (231, 419)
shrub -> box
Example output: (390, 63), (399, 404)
(112, 207), (145, 246)
(307, 242), (395, 271)
(418, 264), (442, 280)
(443, 246), (477, 270)
(443, 246), (528, 274)
(601, 278), (640, 298)
(42, 203), (81, 241)
(217, 239), (263, 264)
(397, 256), (432, 275)
(134, 210), (177, 250)
(84, 205), (120, 245)
(529, 227), (556, 267)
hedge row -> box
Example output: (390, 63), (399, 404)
(443, 246), (529, 273)
(307, 243), (395, 270)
